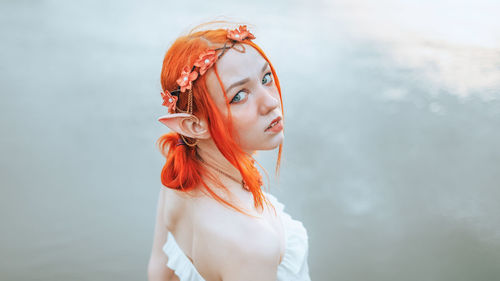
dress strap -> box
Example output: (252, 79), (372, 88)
(162, 232), (206, 281)
(264, 192), (311, 280)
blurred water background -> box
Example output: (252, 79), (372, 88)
(1, 0), (499, 280)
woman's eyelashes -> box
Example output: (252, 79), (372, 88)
(262, 72), (273, 84)
(230, 90), (248, 103)
(230, 72), (273, 104)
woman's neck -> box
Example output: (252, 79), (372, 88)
(196, 138), (254, 188)
(194, 139), (263, 213)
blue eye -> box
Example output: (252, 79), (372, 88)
(230, 90), (247, 104)
(262, 72), (273, 84)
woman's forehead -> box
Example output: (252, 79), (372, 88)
(215, 45), (267, 78)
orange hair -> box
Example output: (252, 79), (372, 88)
(156, 23), (284, 217)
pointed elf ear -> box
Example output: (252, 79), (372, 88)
(158, 113), (210, 139)
(158, 113), (194, 136)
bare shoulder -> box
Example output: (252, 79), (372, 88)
(148, 187), (188, 281)
(159, 186), (200, 229)
(190, 196), (281, 281)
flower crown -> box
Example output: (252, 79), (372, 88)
(161, 25), (256, 114)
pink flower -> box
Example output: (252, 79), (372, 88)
(161, 90), (178, 113)
(194, 49), (218, 75)
(227, 25), (256, 42)
(176, 66), (199, 92)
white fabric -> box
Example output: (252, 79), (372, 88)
(162, 192), (311, 281)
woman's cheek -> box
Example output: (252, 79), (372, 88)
(236, 122), (252, 136)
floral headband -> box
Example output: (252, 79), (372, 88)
(160, 25), (256, 115)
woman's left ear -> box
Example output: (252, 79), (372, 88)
(158, 113), (210, 139)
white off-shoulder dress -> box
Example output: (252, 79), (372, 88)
(162, 192), (311, 281)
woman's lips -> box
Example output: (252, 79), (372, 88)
(265, 117), (283, 132)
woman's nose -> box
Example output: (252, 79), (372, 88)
(258, 86), (280, 115)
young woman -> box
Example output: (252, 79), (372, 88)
(147, 23), (311, 281)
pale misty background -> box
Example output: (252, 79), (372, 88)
(1, 0), (500, 280)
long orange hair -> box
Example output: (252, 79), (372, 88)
(156, 23), (284, 217)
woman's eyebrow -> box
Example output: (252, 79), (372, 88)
(225, 62), (270, 93)
(225, 78), (250, 93)
(261, 61), (269, 73)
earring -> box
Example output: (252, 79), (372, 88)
(180, 134), (199, 147)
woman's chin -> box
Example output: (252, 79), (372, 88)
(259, 136), (284, 151)
(241, 133), (284, 152)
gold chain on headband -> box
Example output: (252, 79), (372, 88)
(178, 89), (198, 146)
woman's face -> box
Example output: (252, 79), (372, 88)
(205, 45), (284, 153)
